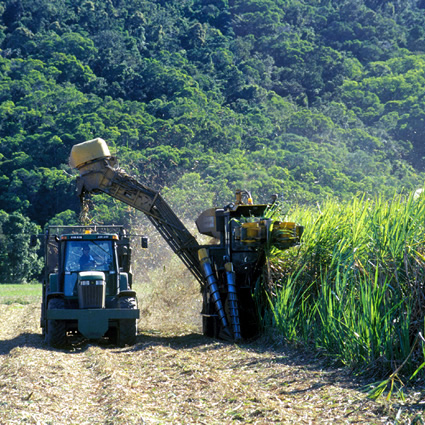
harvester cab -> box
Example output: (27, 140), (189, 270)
(41, 225), (139, 347)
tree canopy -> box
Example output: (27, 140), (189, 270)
(1, 0), (425, 282)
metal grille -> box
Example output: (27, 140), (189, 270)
(78, 283), (105, 309)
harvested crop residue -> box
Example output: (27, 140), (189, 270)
(0, 303), (423, 424)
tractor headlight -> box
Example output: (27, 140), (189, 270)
(80, 280), (90, 285)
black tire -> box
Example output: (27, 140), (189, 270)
(117, 297), (137, 347)
(202, 291), (220, 338)
(45, 298), (67, 348)
(106, 326), (118, 345)
(238, 288), (261, 340)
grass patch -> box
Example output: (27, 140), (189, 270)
(0, 284), (42, 305)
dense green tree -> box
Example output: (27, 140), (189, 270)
(0, 210), (42, 283)
(0, 0), (425, 235)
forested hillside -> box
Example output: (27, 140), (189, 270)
(2, 0), (425, 281)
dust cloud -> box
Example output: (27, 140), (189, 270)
(129, 215), (203, 334)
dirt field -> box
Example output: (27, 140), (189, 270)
(1, 299), (424, 425)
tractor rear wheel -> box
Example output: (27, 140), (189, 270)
(45, 298), (67, 348)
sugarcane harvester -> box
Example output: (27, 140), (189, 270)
(70, 138), (303, 341)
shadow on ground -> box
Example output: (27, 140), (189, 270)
(0, 332), (43, 355)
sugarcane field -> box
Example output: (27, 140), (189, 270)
(0, 258), (423, 424)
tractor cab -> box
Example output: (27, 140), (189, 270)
(40, 225), (138, 346)
(61, 235), (117, 298)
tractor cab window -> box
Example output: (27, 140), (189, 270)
(64, 240), (114, 272)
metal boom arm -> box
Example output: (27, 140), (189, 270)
(75, 156), (205, 286)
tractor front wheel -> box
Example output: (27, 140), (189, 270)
(45, 298), (67, 348)
(117, 297), (137, 346)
